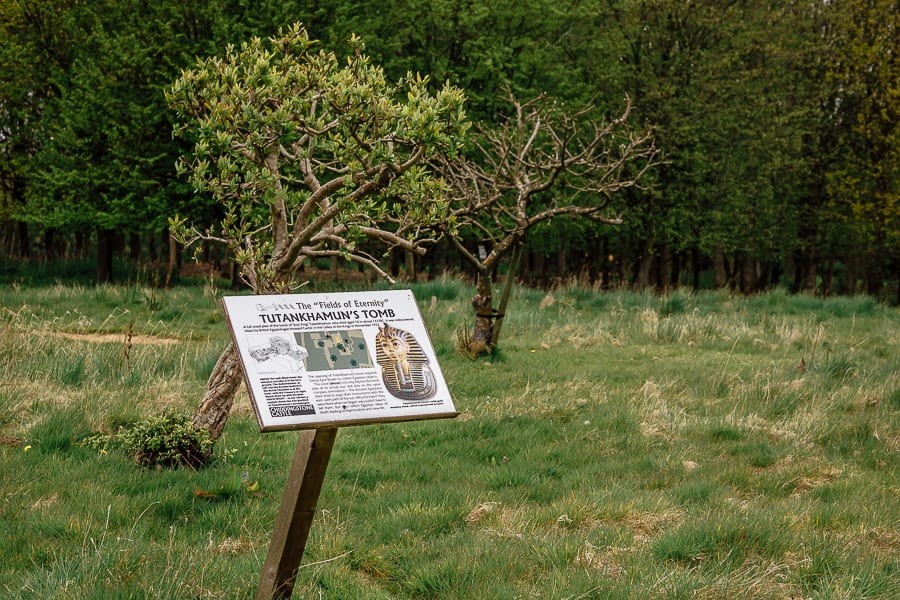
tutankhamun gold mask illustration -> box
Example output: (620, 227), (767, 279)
(375, 323), (437, 400)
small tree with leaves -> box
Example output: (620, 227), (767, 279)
(167, 23), (468, 445)
(438, 90), (658, 355)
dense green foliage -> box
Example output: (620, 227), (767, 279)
(1, 281), (898, 597)
(84, 409), (214, 468)
(1, 0), (898, 297)
(167, 23), (468, 292)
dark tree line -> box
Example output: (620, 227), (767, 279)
(2, 0), (898, 299)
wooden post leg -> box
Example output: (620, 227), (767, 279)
(256, 427), (338, 600)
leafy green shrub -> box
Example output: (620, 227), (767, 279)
(85, 409), (212, 468)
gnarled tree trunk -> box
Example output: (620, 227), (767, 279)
(469, 272), (495, 355)
(192, 343), (244, 444)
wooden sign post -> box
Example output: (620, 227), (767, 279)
(256, 427), (337, 600)
(222, 290), (457, 599)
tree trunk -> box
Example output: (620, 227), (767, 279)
(96, 228), (114, 284)
(389, 246), (402, 279)
(43, 228), (58, 260)
(783, 250), (796, 290)
(16, 221), (29, 258)
(864, 258), (883, 297)
(431, 238), (448, 279)
(192, 343), (244, 444)
(405, 249), (416, 282)
(845, 256), (859, 295)
(795, 243), (818, 293)
(821, 260), (834, 296)
(669, 248), (680, 290)
(739, 256), (757, 295)
(802, 251), (817, 293)
(469, 273), (494, 355)
(713, 247), (727, 289)
(691, 247), (701, 291)
(1, 220), (29, 258)
(74, 230), (89, 260)
(530, 251), (545, 284)
(166, 233), (181, 287)
(129, 233), (141, 263)
(556, 246), (567, 281)
(635, 240), (654, 290)
(491, 245), (523, 347)
(659, 244), (672, 292)
(599, 238), (611, 289)
(759, 261), (773, 291)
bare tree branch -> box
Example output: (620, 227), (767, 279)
(435, 90), (659, 353)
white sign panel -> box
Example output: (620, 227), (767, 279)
(223, 290), (458, 431)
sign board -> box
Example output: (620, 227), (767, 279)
(223, 289), (457, 432)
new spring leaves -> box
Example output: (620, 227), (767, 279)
(167, 23), (469, 293)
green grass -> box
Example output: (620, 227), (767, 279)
(1, 278), (898, 598)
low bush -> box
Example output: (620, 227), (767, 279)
(84, 409), (212, 468)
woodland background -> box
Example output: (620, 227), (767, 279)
(1, 0), (898, 298)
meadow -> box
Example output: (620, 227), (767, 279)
(1, 277), (898, 599)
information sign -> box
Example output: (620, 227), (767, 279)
(223, 289), (457, 431)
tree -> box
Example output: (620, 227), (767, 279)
(0, 0), (76, 261)
(608, 0), (722, 290)
(2, 0), (171, 280)
(438, 90), (657, 354)
(824, 0), (900, 297)
(1, 0), (318, 280)
(304, 0), (624, 121)
(1, 0), (221, 280)
(167, 23), (469, 444)
(614, 0), (828, 293)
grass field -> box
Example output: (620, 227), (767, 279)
(1, 278), (898, 599)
